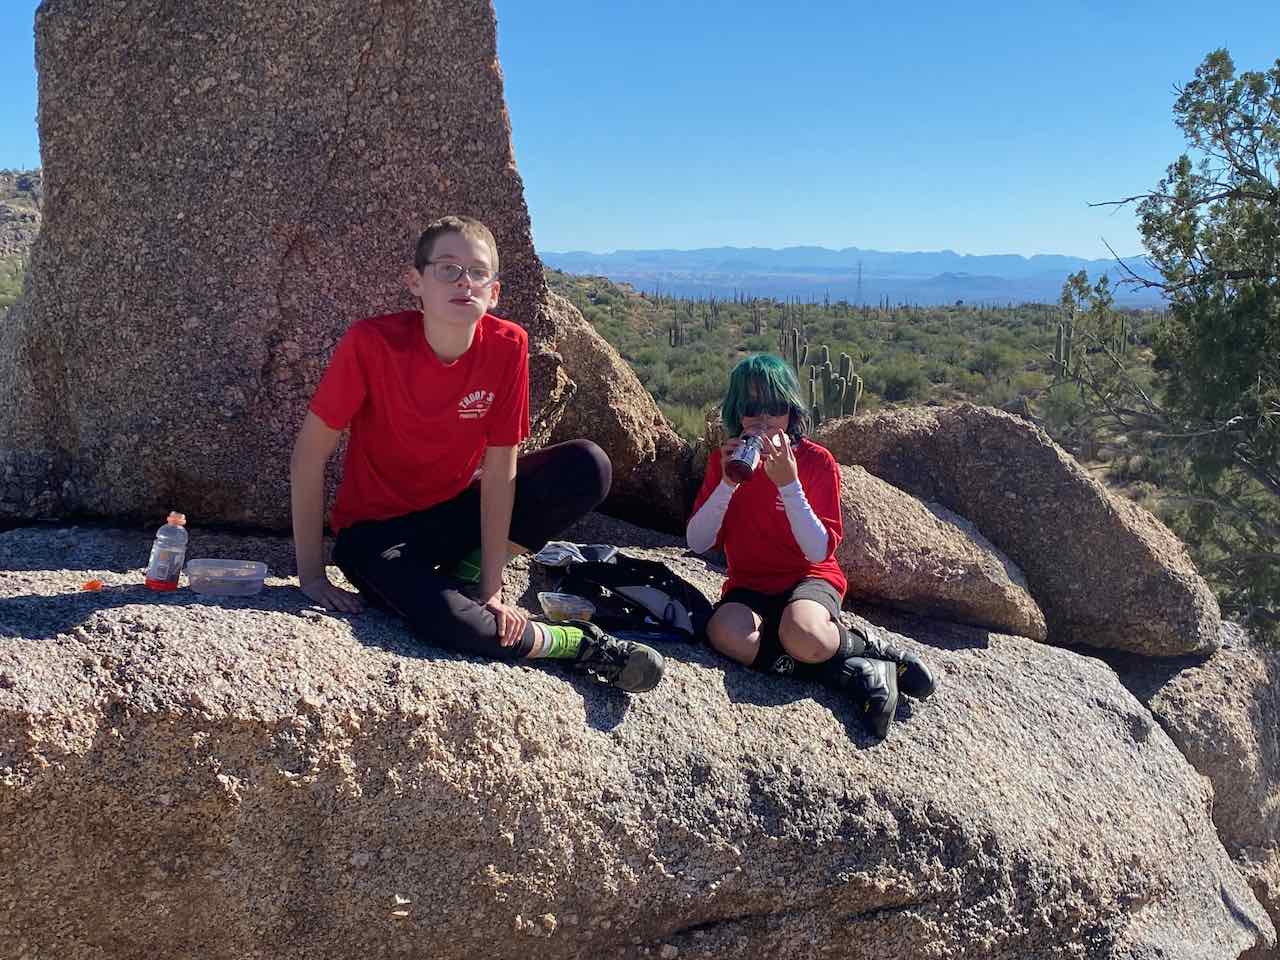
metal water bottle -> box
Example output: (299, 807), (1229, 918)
(144, 512), (188, 591)
(724, 435), (764, 484)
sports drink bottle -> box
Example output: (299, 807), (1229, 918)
(144, 512), (188, 591)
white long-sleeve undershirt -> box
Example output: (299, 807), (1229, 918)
(686, 478), (830, 562)
(686, 479), (735, 554)
(778, 480), (831, 561)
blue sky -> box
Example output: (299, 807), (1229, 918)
(2, 1), (1278, 259)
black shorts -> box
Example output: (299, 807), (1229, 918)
(715, 577), (843, 624)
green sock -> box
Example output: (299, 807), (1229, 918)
(531, 623), (585, 660)
(450, 548), (482, 584)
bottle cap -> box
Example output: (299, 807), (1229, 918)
(166, 512), (187, 526)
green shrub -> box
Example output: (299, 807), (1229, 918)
(659, 402), (707, 443)
(867, 355), (928, 403)
(0, 256), (26, 315)
(1038, 382), (1088, 434)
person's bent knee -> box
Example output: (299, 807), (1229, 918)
(708, 604), (759, 665)
(779, 604), (839, 663)
(553, 438), (612, 505)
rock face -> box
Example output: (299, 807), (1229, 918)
(0, 523), (1273, 960)
(1113, 625), (1280, 960)
(0, 1), (560, 529)
(836, 464), (1047, 640)
(816, 404), (1221, 657)
(0, 200), (39, 261)
(544, 293), (692, 532)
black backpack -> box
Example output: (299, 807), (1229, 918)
(555, 555), (713, 643)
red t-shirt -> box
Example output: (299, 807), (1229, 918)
(309, 310), (530, 531)
(690, 438), (847, 597)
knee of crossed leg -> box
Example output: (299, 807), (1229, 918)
(559, 438), (613, 506)
(707, 603), (760, 665)
(779, 603), (841, 663)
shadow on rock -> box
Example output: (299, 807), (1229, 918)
(853, 604), (994, 653)
(0, 582), (328, 641)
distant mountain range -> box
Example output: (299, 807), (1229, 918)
(541, 245), (1164, 307)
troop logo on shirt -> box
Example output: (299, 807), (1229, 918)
(458, 388), (495, 420)
(774, 493), (785, 512)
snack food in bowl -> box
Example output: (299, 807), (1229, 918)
(537, 591), (595, 622)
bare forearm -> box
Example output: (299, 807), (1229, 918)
(479, 459), (517, 599)
(291, 462), (328, 583)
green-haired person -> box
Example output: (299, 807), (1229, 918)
(685, 354), (934, 738)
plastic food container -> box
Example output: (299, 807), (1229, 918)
(537, 591), (595, 622)
(185, 559), (268, 597)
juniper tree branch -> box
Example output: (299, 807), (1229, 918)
(1163, 493), (1280, 543)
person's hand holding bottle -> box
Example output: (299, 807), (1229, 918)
(759, 428), (798, 487)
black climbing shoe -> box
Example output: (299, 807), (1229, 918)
(840, 656), (899, 739)
(855, 623), (936, 700)
(566, 620), (665, 693)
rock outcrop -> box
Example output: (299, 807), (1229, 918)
(544, 293), (692, 532)
(816, 404), (1221, 656)
(0, 522), (1273, 960)
(0, 200), (39, 261)
(1113, 625), (1280, 959)
(836, 464), (1046, 639)
(1, 1), (559, 529)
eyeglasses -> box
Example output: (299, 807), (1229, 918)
(425, 260), (498, 286)
(742, 399), (791, 418)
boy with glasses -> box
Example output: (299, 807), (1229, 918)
(290, 215), (664, 693)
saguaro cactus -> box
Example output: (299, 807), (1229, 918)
(1054, 315), (1075, 382)
(669, 317), (686, 348)
(798, 344), (864, 423)
(783, 327), (808, 374)
(848, 373), (863, 416)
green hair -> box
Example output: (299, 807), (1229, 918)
(721, 353), (810, 441)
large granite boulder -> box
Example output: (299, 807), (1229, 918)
(0, 1), (567, 529)
(544, 293), (693, 533)
(836, 464), (1047, 639)
(0, 522), (1272, 959)
(1113, 625), (1280, 959)
(815, 404), (1221, 657)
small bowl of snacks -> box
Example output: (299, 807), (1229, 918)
(537, 591), (595, 622)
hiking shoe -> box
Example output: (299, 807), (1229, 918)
(839, 656), (899, 740)
(856, 623), (936, 700)
(565, 620), (665, 693)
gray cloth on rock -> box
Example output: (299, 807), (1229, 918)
(532, 541), (619, 567)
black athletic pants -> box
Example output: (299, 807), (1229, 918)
(332, 439), (612, 659)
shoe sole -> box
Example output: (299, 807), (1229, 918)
(564, 620), (665, 693)
(617, 646), (665, 693)
(864, 685), (898, 739)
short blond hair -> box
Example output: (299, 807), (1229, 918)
(414, 215), (499, 274)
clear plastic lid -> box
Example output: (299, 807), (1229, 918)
(166, 511), (187, 526)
